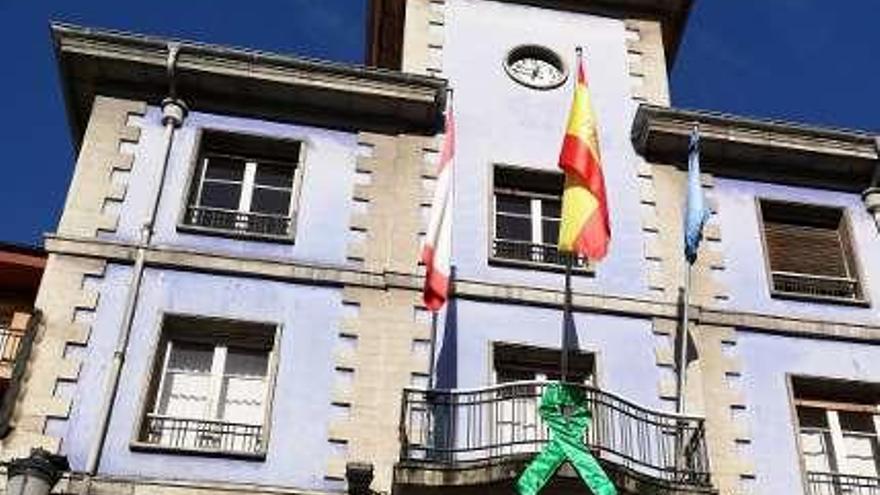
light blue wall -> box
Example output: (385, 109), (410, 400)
(106, 108), (358, 265)
(63, 265), (344, 491)
(443, 0), (648, 297)
(737, 331), (880, 494)
(714, 178), (880, 324)
(439, 299), (663, 410)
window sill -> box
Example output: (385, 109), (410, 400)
(176, 223), (295, 244)
(488, 256), (594, 276)
(769, 290), (870, 308)
(130, 441), (267, 461)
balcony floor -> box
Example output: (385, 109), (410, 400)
(394, 455), (717, 495)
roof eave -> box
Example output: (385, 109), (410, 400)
(52, 22), (448, 148)
(632, 104), (879, 193)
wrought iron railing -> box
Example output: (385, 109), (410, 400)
(141, 413), (263, 455)
(492, 239), (588, 269)
(399, 381), (711, 488)
(807, 472), (880, 495)
(771, 271), (861, 302)
(400, 381), (709, 486)
(184, 205), (291, 237)
(0, 326), (25, 366)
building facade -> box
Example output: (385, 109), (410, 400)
(3, 1), (880, 495)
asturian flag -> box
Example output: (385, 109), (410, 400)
(557, 52), (611, 260)
(684, 125), (709, 264)
(421, 99), (455, 311)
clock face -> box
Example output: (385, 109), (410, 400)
(504, 45), (567, 90)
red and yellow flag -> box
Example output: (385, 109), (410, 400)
(557, 53), (610, 260)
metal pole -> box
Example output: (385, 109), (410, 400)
(427, 311), (438, 390)
(561, 255), (573, 383)
(676, 264), (692, 414)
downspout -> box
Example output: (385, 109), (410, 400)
(863, 136), (880, 233)
(84, 42), (188, 476)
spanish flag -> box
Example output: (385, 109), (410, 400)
(557, 52), (610, 260)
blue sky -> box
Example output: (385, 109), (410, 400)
(1, 0), (877, 245)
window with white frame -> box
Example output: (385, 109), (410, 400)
(182, 130), (302, 239)
(137, 315), (276, 457)
(794, 377), (880, 492)
(491, 166), (586, 270)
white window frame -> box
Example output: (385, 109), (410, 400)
(152, 340), (270, 426)
(797, 401), (880, 478)
(493, 188), (560, 247)
(132, 314), (281, 459)
(195, 155), (297, 219)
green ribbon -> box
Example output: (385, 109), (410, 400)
(516, 383), (616, 495)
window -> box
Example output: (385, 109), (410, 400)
(793, 377), (880, 493)
(136, 315), (276, 457)
(491, 343), (594, 456)
(182, 130), (303, 240)
(759, 200), (864, 304)
(494, 342), (594, 385)
(491, 166), (587, 270)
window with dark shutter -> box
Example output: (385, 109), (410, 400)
(759, 200), (864, 303)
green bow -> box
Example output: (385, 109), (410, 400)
(516, 383), (616, 495)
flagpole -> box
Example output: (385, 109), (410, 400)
(561, 256), (573, 383)
(676, 263), (691, 414)
(559, 47), (581, 385)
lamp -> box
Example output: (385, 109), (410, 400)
(6, 448), (69, 495)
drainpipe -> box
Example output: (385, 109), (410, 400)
(863, 136), (880, 233)
(84, 42), (188, 476)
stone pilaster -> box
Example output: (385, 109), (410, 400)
(624, 19), (671, 106)
(331, 132), (437, 491)
(401, 0), (446, 77)
(57, 96), (146, 238)
(2, 254), (106, 458)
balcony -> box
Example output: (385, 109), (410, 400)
(771, 271), (863, 304)
(491, 239), (588, 272)
(807, 472), (880, 495)
(135, 413), (265, 458)
(395, 381), (714, 495)
(182, 205), (292, 240)
(0, 311), (39, 437)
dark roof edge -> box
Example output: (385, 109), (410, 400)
(632, 104), (879, 192)
(51, 22), (448, 144)
(51, 22), (444, 90)
(0, 241), (46, 258)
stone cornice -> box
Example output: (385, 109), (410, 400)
(51, 23), (447, 145)
(44, 235), (880, 343)
(632, 104), (879, 192)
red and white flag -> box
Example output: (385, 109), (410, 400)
(421, 100), (455, 311)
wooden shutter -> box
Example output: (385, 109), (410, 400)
(763, 221), (848, 277)
(760, 200), (862, 300)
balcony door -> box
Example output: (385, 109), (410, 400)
(491, 343), (594, 457)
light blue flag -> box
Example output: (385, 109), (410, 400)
(684, 125), (709, 264)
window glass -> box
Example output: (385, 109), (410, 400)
(219, 350), (268, 425)
(200, 182), (242, 210)
(496, 194), (531, 215)
(542, 219), (560, 245)
(255, 164), (295, 188)
(251, 188), (292, 215)
(204, 156), (246, 181)
(496, 215), (532, 241)
(157, 343), (213, 419)
(542, 199), (561, 219)
(800, 429), (835, 473)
